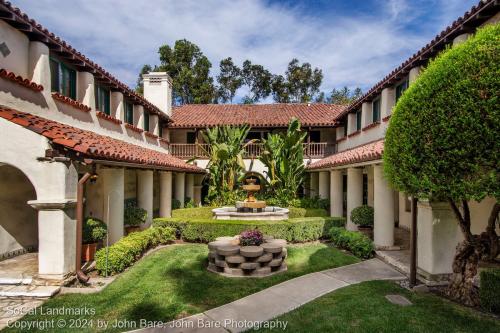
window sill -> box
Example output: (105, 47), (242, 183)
(96, 111), (122, 125)
(382, 114), (391, 122)
(348, 130), (361, 138)
(362, 121), (380, 131)
(145, 131), (158, 139)
(336, 136), (347, 143)
(0, 68), (44, 92)
(159, 137), (169, 145)
(52, 92), (91, 112)
(125, 123), (144, 133)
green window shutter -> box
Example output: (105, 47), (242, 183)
(143, 112), (150, 131)
(125, 103), (134, 124)
(396, 79), (409, 102)
(373, 99), (380, 122)
(343, 121), (348, 136)
(356, 110), (362, 131)
(69, 68), (76, 99)
(104, 89), (110, 115)
(50, 58), (60, 93)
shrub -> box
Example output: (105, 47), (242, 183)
(288, 207), (328, 218)
(480, 268), (500, 314)
(263, 196), (329, 210)
(172, 207), (214, 219)
(350, 205), (374, 227)
(153, 216), (345, 243)
(240, 229), (264, 246)
(172, 199), (181, 210)
(329, 227), (374, 259)
(95, 227), (175, 275)
(124, 205), (148, 226)
(184, 197), (196, 208)
(82, 217), (107, 244)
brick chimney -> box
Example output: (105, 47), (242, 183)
(142, 72), (173, 117)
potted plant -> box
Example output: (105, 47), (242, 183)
(82, 217), (107, 262)
(350, 205), (374, 234)
(124, 204), (147, 235)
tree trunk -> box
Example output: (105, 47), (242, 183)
(446, 201), (499, 307)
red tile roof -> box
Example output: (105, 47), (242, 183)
(0, 106), (204, 173)
(0, 68), (43, 92)
(0, 1), (168, 121)
(171, 103), (346, 128)
(308, 139), (384, 170)
(340, 0), (499, 118)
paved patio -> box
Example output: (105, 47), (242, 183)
(131, 258), (405, 333)
(0, 253), (37, 285)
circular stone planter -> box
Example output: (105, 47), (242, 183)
(207, 236), (287, 277)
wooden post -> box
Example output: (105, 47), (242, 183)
(410, 197), (418, 287)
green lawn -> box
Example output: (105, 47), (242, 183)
(252, 280), (500, 333)
(2, 243), (358, 333)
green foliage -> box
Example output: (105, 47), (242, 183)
(263, 195), (329, 210)
(329, 227), (374, 259)
(287, 207), (328, 218)
(170, 206), (326, 220)
(124, 203), (148, 227)
(184, 198), (196, 208)
(322, 86), (363, 105)
(271, 58), (323, 103)
(384, 24), (500, 202)
(350, 205), (374, 227)
(157, 39), (215, 104)
(82, 217), (107, 244)
(172, 199), (181, 210)
(480, 268), (500, 314)
(95, 227), (175, 275)
(260, 118), (307, 203)
(242, 60), (273, 103)
(217, 57), (243, 103)
(153, 216), (345, 243)
(200, 124), (254, 204)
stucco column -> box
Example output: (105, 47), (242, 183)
(373, 164), (395, 248)
(346, 167), (363, 231)
(453, 33), (471, 46)
(102, 168), (124, 244)
(77, 71), (95, 109)
(110, 92), (124, 121)
(159, 171), (172, 218)
(330, 170), (343, 217)
(174, 172), (186, 208)
(137, 170), (153, 227)
(367, 165), (374, 206)
(380, 87), (395, 119)
(409, 66), (421, 84)
(361, 102), (372, 127)
(318, 171), (330, 199)
(28, 41), (50, 90)
(185, 173), (194, 202)
(310, 172), (319, 198)
(151, 114), (160, 136)
(134, 105), (145, 130)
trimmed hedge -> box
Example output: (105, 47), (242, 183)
(480, 268), (500, 314)
(329, 227), (374, 259)
(153, 216), (344, 243)
(95, 227), (175, 275)
(170, 207), (328, 220)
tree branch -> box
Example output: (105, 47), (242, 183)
(448, 198), (473, 243)
(487, 202), (500, 233)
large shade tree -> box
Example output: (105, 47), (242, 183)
(383, 24), (499, 306)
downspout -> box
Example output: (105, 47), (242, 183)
(76, 172), (92, 283)
(410, 197), (418, 287)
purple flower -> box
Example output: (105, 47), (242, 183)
(240, 229), (264, 246)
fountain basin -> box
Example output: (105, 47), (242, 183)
(212, 206), (289, 220)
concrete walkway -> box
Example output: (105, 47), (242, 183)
(132, 258), (405, 333)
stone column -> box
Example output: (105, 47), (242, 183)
(185, 173), (194, 202)
(330, 170), (343, 217)
(346, 167), (363, 231)
(77, 71), (95, 109)
(417, 201), (459, 277)
(310, 172), (319, 198)
(159, 171), (172, 218)
(137, 170), (153, 226)
(110, 91), (124, 121)
(318, 171), (330, 199)
(174, 172), (186, 208)
(373, 164), (395, 248)
(101, 168), (124, 244)
(28, 41), (50, 90)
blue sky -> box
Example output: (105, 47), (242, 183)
(14, 0), (478, 101)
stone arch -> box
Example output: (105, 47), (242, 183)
(0, 163), (38, 259)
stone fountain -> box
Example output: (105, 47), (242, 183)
(212, 177), (289, 220)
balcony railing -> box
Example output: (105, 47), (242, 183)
(169, 142), (336, 159)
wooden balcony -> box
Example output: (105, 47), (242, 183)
(169, 142), (336, 159)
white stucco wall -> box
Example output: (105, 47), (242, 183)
(0, 20), (29, 77)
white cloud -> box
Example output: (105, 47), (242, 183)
(12, 0), (477, 99)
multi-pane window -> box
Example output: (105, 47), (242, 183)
(95, 85), (110, 115)
(372, 98), (381, 123)
(50, 58), (76, 99)
(143, 111), (150, 131)
(356, 110), (362, 131)
(125, 102), (134, 124)
(343, 121), (348, 137)
(396, 79), (409, 102)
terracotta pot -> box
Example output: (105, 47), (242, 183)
(82, 243), (97, 262)
(125, 225), (141, 235)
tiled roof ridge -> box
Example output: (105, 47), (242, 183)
(51, 92), (91, 112)
(0, 1), (168, 121)
(0, 68), (43, 92)
(0, 105), (204, 173)
(340, 0), (498, 117)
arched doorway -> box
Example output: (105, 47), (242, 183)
(0, 163), (38, 260)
